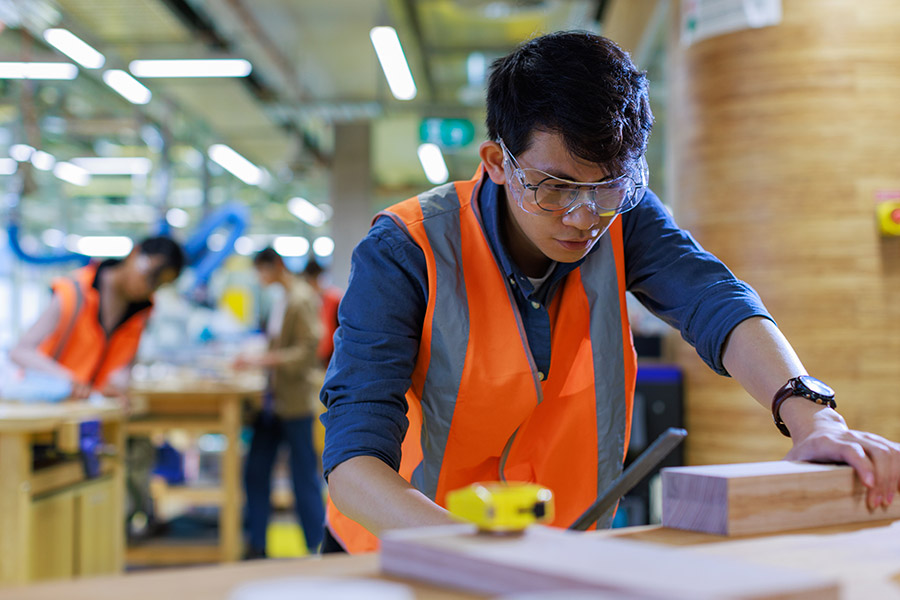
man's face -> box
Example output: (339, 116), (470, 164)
(499, 130), (616, 276)
(255, 264), (278, 287)
(122, 253), (176, 301)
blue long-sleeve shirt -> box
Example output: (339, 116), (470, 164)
(320, 176), (772, 479)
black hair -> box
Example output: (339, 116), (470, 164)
(138, 236), (186, 277)
(486, 30), (654, 175)
(303, 257), (325, 278)
(253, 246), (284, 267)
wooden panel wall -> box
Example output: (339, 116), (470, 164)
(667, 0), (900, 465)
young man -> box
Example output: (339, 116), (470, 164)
(10, 236), (184, 399)
(320, 31), (900, 553)
(235, 247), (325, 557)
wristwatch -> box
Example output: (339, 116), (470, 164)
(771, 375), (837, 437)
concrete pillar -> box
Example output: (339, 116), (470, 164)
(329, 122), (373, 290)
(669, 0), (900, 464)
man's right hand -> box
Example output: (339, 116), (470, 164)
(69, 380), (93, 400)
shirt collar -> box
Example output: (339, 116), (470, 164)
(476, 173), (587, 302)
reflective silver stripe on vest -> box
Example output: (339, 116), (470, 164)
(579, 230), (628, 529)
(408, 183), (470, 500)
(54, 278), (84, 360)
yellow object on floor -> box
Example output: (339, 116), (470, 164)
(266, 521), (307, 557)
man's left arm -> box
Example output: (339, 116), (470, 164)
(621, 192), (900, 509)
(721, 316), (900, 509)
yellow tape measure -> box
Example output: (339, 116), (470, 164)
(446, 482), (554, 533)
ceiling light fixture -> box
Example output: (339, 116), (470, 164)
(0, 62), (78, 80)
(70, 157), (152, 175)
(0, 158), (17, 175)
(129, 59), (252, 78)
(42, 28), (106, 69)
(75, 236), (134, 257)
(369, 26), (417, 101)
(53, 161), (91, 186)
(208, 144), (265, 186)
(417, 143), (449, 184)
(312, 236), (335, 258)
(287, 197), (328, 227)
(102, 69), (152, 105)
(30, 150), (56, 171)
(10, 144), (35, 162)
(273, 236), (310, 257)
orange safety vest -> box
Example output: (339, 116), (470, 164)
(326, 169), (636, 552)
(38, 263), (151, 391)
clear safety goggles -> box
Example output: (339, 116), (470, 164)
(499, 138), (649, 217)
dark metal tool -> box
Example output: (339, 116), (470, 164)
(569, 427), (687, 531)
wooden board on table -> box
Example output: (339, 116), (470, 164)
(380, 524), (838, 599)
(661, 461), (900, 536)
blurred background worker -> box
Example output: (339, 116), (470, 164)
(302, 257), (342, 368)
(235, 247), (325, 558)
(9, 236), (185, 400)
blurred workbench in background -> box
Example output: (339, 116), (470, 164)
(126, 371), (264, 565)
(0, 399), (126, 587)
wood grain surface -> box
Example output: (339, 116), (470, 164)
(380, 524), (838, 599)
(661, 461), (900, 535)
(667, 0), (900, 466)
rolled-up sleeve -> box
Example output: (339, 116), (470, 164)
(319, 217), (428, 479)
(622, 191), (773, 375)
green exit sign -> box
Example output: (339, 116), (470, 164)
(420, 118), (475, 148)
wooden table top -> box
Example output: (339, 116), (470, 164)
(4, 519), (899, 599)
(0, 399), (124, 433)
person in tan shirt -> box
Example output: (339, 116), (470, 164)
(235, 247), (324, 557)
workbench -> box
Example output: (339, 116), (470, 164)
(126, 373), (264, 565)
(4, 518), (899, 599)
(0, 399), (126, 587)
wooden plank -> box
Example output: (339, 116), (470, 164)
(126, 418), (223, 435)
(28, 490), (76, 582)
(75, 477), (119, 576)
(219, 396), (242, 562)
(662, 461), (900, 536)
(0, 433), (32, 585)
(30, 457), (116, 496)
(380, 524), (838, 599)
(125, 542), (224, 566)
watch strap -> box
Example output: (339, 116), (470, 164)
(771, 377), (837, 438)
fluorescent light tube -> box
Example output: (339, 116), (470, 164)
(287, 196), (328, 227)
(10, 144), (34, 162)
(313, 236), (335, 257)
(43, 28), (105, 69)
(30, 150), (56, 171)
(273, 236), (309, 257)
(76, 236), (134, 257)
(0, 62), (78, 79)
(53, 161), (91, 186)
(0, 158), (17, 175)
(370, 26), (417, 101)
(165, 208), (190, 228)
(103, 69), (152, 105)
(417, 143), (449, 184)
(70, 157), (152, 175)
(208, 144), (264, 185)
(129, 59), (252, 78)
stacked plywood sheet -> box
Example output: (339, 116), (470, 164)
(380, 524), (837, 599)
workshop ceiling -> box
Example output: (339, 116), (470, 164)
(0, 0), (667, 239)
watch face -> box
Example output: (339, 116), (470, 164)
(798, 376), (834, 398)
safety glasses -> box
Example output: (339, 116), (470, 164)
(499, 138), (648, 217)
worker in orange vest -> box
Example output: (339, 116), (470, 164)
(319, 31), (900, 553)
(10, 236), (185, 400)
